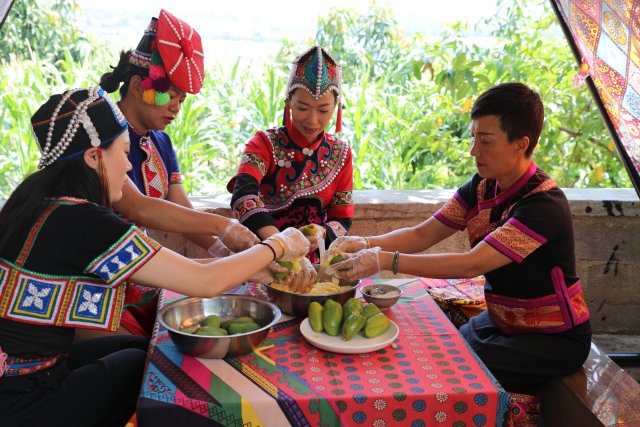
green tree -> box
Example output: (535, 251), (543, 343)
(0, 0), (93, 63)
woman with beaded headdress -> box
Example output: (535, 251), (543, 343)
(94, 10), (264, 338)
(0, 86), (308, 426)
(228, 46), (354, 291)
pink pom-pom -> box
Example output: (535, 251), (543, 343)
(149, 65), (166, 80)
(141, 77), (154, 91)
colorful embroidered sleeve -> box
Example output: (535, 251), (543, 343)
(229, 173), (275, 231)
(86, 227), (161, 287)
(434, 176), (478, 230)
(233, 132), (273, 184)
(484, 195), (562, 263)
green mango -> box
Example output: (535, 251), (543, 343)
(342, 314), (366, 341)
(362, 303), (382, 319)
(220, 316), (255, 330)
(329, 254), (345, 265)
(228, 322), (261, 335)
(300, 224), (318, 237)
(342, 298), (363, 322)
(322, 299), (342, 336)
(308, 301), (324, 332)
(364, 312), (391, 338)
(195, 326), (229, 336)
(274, 260), (293, 280)
(200, 314), (221, 328)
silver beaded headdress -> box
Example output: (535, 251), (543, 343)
(31, 86), (127, 169)
(286, 45), (341, 102)
(284, 46), (343, 133)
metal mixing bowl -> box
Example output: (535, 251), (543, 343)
(263, 278), (357, 318)
(158, 295), (281, 358)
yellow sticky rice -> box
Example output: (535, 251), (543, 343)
(271, 279), (349, 295)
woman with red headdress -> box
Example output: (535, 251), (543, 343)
(228, 46), (354, 291)
(93, 10), (266, 338)
(0, 86), (308, 426)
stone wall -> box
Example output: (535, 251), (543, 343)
(148, 188), (640, 335)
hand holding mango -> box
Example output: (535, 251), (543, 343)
(274, 258), (302, 280)
(299, 224), (325, 252)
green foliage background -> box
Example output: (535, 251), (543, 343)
(0, 0), (630, 198)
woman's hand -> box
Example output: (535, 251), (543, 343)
(325, 247), (381, 281)
(207, 238), (234, 258)
(277, 257), (317, 293)
(327, 236), (368, 257)
(270, 227), (310, 260)
(219, 219), (259, 252)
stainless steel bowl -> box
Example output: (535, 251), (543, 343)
(158, 295), (281, 358)
(263, 279), (357, 318)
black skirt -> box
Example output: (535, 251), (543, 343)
(459, 311), (592, 394)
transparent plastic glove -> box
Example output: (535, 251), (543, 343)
(325, 247), (381, 282)
(270, 227), (310, 261)
(219, 219), (259, 253)
(207, 238), (234, 258)
(327, 236), (368, 257)
(248, 262), (286, 283)
(278, 257), (317, 293)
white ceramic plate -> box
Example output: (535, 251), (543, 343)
(299, 318), (399, 354)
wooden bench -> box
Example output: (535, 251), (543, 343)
(541, 343), (640, 426)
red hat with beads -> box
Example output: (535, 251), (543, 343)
(129, 9), (205, 106)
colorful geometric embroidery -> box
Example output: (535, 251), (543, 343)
(139, 136), (170, 199)
(485, 218), (547, 263)
(169, 172), (182, 185)
(232, 194), (268, 222)
(554, 0), (640, 193)
(434, 194), (468, 231)
(325, 220), (347, 237)
(240, 153), (267, 177)
(0, 260), (126, 331)
(485, 277), (589, 334)
(263, 129), (350, 209)
(88, 227), (160, 287)
(329, 190), (352, 207)
(66, 282), (116, 326)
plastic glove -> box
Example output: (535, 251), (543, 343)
(207, 238), (234, 258)
(277, 257), (317, 293)
(327, 236), (368, 257)
(270, 227), (310, 261)
(219, 219), (259, 253)
(325, 247), (381, 282)
(248, 261), (287, 283)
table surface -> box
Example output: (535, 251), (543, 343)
(133, 277), (508, 427)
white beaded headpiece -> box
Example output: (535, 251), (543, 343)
(35, 86), (126, 169)
(286, 45), (341, 102)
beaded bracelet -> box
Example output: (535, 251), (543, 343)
(258, 241), (277, 261)
(392, 251), (400, 275)
(266, 236), (286, 258)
